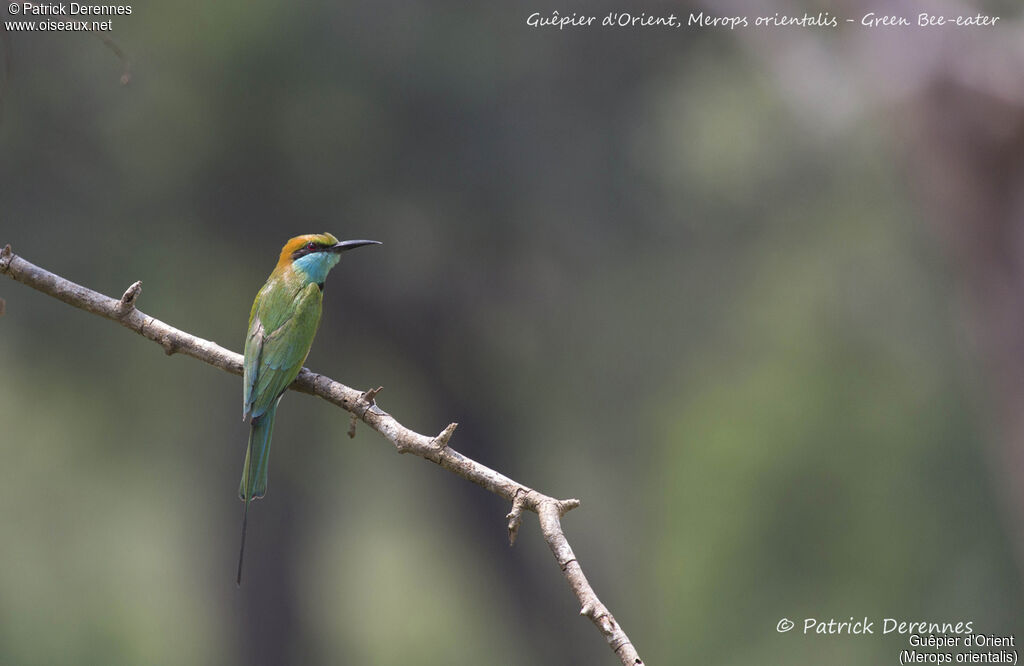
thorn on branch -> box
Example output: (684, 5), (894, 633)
(117, 280), (142, 315)
(357, 385), (391, 419)
(506, 489), (528, 545)
(358, 386), (382, 414)
(431, 422), (458, 450)
(347, 413), (358, 439)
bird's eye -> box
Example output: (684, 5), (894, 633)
(306, 242), (316, 251)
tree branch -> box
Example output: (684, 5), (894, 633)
(0, 243), (644, 666)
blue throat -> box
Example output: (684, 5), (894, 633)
(293, 251), (341, 285)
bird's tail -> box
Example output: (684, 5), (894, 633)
(237, 408), (277, 586)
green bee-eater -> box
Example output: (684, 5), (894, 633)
(237, 233), (380, 585)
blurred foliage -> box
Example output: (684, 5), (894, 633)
(1, 1), (1021, 664)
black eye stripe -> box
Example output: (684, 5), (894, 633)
(291, 244), (321, 260)
(290, 239), (335, 260)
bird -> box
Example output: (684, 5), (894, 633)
(237, 233), (380, 586)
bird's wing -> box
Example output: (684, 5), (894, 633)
(242, 314), (264, 421)
(242, 282), (271, 421)
(245, 282), (323, 420)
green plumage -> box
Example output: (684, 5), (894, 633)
(241, 277), (323, 501)
(235, 233), (380, 586)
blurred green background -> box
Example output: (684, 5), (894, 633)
(1, 1), (1021, 664)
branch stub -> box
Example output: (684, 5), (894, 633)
(506, 489), (529, 545)
(432, 422), (458, 450)
(117, 280), (143, 315)
(0, 244), (13, 272)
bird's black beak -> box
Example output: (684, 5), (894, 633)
(329, 239), (382, 253)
